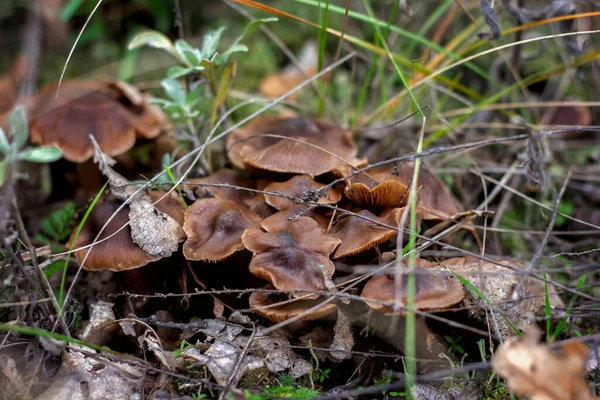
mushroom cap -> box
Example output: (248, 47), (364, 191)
(183, 197), (261, 262)
(331, 208), (409, 259)
(264, 175), (340, 211)
(226, 116), (363, 177)
(67, 200), (159, 271)
(241, 217), (340, 298)
(261, 205), (330, 232)
(148, 190), (186, 226)
(394, 162), (462, 221)
(361, 264), (465, 314)
(185, 169), (254, 204)
(29, 79), (166, 162)
(344, 171), (409, 208)
(249, 290), (336, 322)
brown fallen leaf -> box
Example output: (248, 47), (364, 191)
(492, 327), (599, 400)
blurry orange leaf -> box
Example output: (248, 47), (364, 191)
(492, 327), (599, 400)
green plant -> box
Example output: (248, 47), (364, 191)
(0, 107), (63, 187)
(190, 393), (206, 400)
(36, 202), (76, 245)
(313, 368), (330, 383)
(244, 385), (319, 399)
(128, 18), (276, 133)
(444, 335), (465, 355)
(172, 339), (195, 359)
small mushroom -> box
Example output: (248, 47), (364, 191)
(249, 288), (337, 322)
(264, 175), (341, 210)
(185, 168), (254, 204)
(226, 116), (364, 177)
(361, 262), (464, 314)
(241, 217), (341, 298)
(261, 205), (330, 232)
(67, 199), (159, 271)
(29, 79), (167, 162)
(183, 198), (261, 262)
(330, 208), (411, 259)
(344, 170), (409, 208)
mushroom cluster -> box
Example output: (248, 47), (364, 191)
(177, 115), (467, 321)
(66, 115), (469, 322)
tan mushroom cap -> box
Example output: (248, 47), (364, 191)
(183, 197), (261, 262)
(261, 205), (330, 232)
(29, 79), (166, 163)
(249, 289), (337, 322)
(67, 200), (159, 271)
(331, 208), (410, 259)
(241, 217), (341, 298)
(344, 170), (409, 208)
(226, 116), (364, 177)
(148, 190), (186, 226)
(264, 175), (341, 211)
(394, 162), (462, 221)
(361, 263), (465, 314)
(185, 169), (254, 204)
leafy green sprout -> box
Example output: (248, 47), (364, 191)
(444, 335), (465, 355)
(313, 368), (330, 383)
(0, 106), (63, 187)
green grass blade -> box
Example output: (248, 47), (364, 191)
(164, 164), (188, 210)
(404, 0), (454, 56)
(551, 275), (585, 342)
(58, 181), (108, 307)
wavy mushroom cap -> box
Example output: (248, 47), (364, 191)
(67, 200), (159, 271)
(241, 217), (340, 298)
(249, 289), (336, 322)
(29, 79), (166, 163)
(361, 264), (464, 314)
(264, 175), (340, 211)
(344, 170), (409, 208)
(183, 198), (261, 262)
(330, 208), (409, 259)
(261, 205), (330, 232)
(394, 162), (462, 220)
(185, 168), (254, 204)
(226, 116), (363, 177)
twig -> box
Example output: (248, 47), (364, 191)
(512, 170), (572, 300)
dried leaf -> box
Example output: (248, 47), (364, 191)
(91, 137), (185, 257)
(329, 307), (354, 362)
(492, 327), (599, 400)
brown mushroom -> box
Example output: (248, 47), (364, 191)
(226, 116), (364, 177)
(67, 199), (159, 271)
(148, 190), (186, 226)
(249, 288), (337, 322)
(344, 170), (409, 208)
(361, 261), (464, 314)
(330, 208), (411, 259)
(264, 175), (341, 210)
(183, 198), (261, 262)
(241, 217), (340, 298)
(261, 205), (330, 232)
(185, 168), (254, 204)
(29, 79), (167, 162)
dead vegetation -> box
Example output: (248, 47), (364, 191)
(1, 0), (600, 399)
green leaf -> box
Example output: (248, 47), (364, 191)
(9, 106), (29, 149)
(0, 127), (9, 155)
(174, 40), (201, 66)
(18, 146), (63, 163)
(161, 79), (186, 105)
(167, 66), (194, 79)
(218, 18), (277, 65)
(128, 30), (180, 61)
(201, 27), (226, 59)
(0, 160), (6, 187)
(210, 62), (235, 128)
